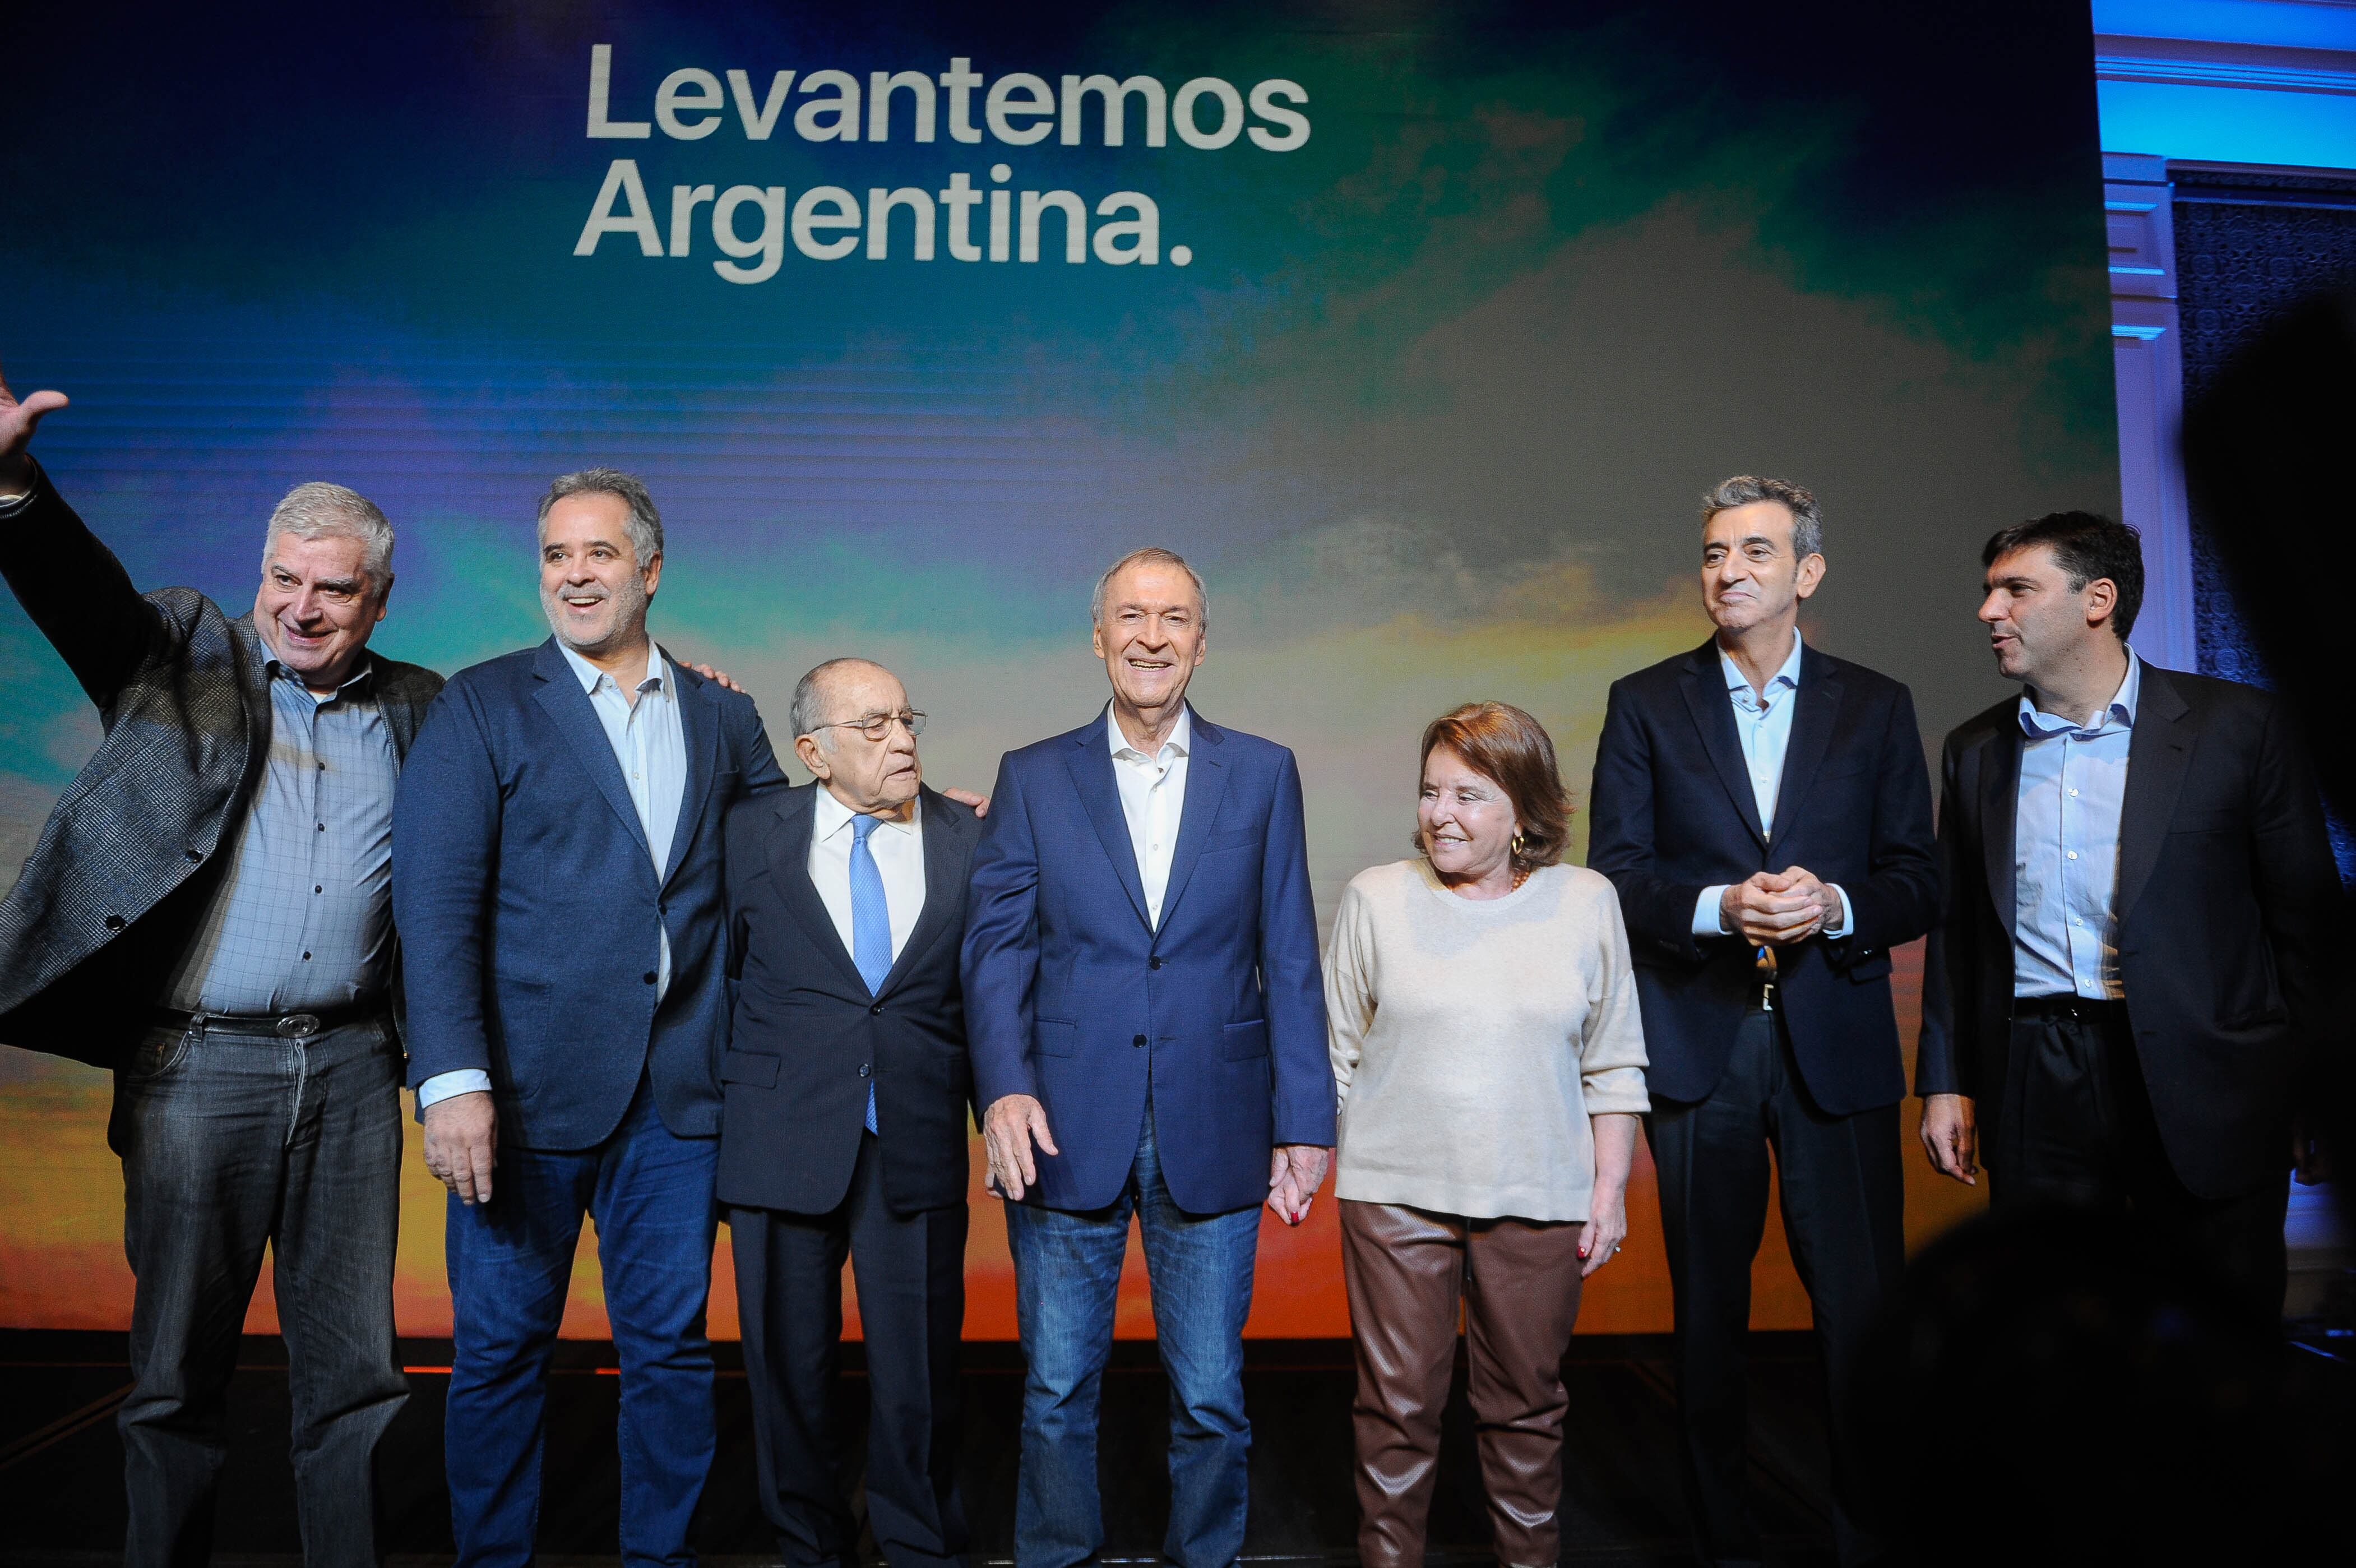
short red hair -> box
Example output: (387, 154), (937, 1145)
(1417, 702), (1572, 868)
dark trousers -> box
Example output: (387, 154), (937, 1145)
(1993, 1001), (2291, 1323)
(114, 1014), (409, 1568)
(1339, 1201), (1586, 1568)
(729, 1133), (970, 1568)
(1647, 1007), (1904, 1568)
(443, 1080), (720, 1568)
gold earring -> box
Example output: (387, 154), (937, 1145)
(1510, 829), (1527, 860)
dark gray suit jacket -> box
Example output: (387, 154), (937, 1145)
(0, 462), (444, 1069)
(1918, 663), (2342, 1199)
(719, 782), (980, 1217)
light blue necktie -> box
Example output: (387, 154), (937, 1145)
(850, 815), (890, 1134)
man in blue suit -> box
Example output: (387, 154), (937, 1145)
(392, 469), (789, 1567)
(963, 547), (1335, 1568)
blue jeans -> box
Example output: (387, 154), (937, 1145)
(1005, 1109), (1261, 1568)
(444, 1081), (720, 1568)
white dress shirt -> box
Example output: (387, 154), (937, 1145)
(1692, 633), (1853, 940)
(1108, 701), (1192, 928)
(417, 640), (687, 1109)
(2012, 649), (2139, 999)
(809, 785), (927, 968)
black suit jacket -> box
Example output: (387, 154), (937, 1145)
(718, 782), (980, 1217)
(0, 461), (443, 1069)
(1917, 663), (2341, 1199)
(1587, 638), (1940, 1114)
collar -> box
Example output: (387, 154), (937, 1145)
(255, 630), (377, 702)
(558, 639), (665, 699)
(1107, 700), (1193, 764)
(814, 783), (923, 842)
(1719, 631), (1803, 702)
(2019, 646), (2140, 739)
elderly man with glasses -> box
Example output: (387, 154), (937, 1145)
(717, 658), (984, 1568)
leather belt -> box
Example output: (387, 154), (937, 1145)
(152, 998), (388, 1039)
(2011, 994), (2127, 1024)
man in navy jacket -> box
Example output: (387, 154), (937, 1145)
(962, 547), (1335, 1568)
(1587, 477), (1937, 1568)
(392, 469), (788, 1567)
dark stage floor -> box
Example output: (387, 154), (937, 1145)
(1, 1330), (1850, 1566)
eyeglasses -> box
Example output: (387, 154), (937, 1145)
(810, 710), (927, 741)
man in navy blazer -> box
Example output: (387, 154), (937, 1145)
(1587, 478), (1937, 1568)
(962, 547), (1335, 1568)
(392, 469), (788, 1567)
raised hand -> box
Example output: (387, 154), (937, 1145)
(0, 358), (69, 492)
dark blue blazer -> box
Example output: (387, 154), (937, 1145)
(961, 707), (1335, 1214)
(392, 637), (788, 1150)
(1586, 639), (1938, 1115)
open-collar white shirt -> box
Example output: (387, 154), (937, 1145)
(1108, 701), (1192, 929)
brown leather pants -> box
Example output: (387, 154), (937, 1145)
(1340, 1199), (1586, 1568)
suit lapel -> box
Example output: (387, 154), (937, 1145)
(1153, 711), (1232, 930)
(769, 788), (871, 995)
(1979, 719), (2024, 942)
(660, 646), (719, 889)
(1065, 712), (1153, 931)
(530, 638), (652, 865)
(1677, 642), (1767, 847)
(377, 660), (422, 760)
(2114, 665), (2195, 924)
(1767, 647), (1842, 847)
(880, 787), (972, 996)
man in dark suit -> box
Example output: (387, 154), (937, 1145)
(1588, 476), (1938, 1568)
(962, 547), (1335, 1568)
(391, 469), (789, 1567)
(0, 364), (440, 1568)
(1916, 511), (2338, 1321)
(719, 657), (980, 1568)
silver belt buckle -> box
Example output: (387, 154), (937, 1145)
(1760, 981), (1776, 1013)
(275, 1013), (323, 1039)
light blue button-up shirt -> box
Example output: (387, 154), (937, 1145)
(2012, 649), (2139, 999)
(164, 647), (397, 1013)
(416, 640), (687, 1109)
(1692, 633), (1852, 939)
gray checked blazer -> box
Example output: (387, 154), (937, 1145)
(0, 462), (444, 1070)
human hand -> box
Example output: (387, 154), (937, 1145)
(1266, 1144), (1331, 1225)
(0, 359), (68, 495)
(686, 661), (746, 693)
(983, 1093), (1058, 1200)
(1774, 868), (1843, 938)
(422, 1090), (500, 1205)
(1721, 872), (1822, 946)
(1919, 1093), (1978, 1185)
(944, 787), (990, 818)
(1580, 1186), (1628, 1276)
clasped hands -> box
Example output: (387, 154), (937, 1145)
(1719, 867), (1841, 946)
(984, 1091), (1329, 1225)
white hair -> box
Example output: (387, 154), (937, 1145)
(1091, 546), (1208, 627)
(262, 482), (395, 584)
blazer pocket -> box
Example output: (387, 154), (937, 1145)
(1223, 1019), (1270, 1060)
(1201, 828), (1260, 854)
(2168, 808), (2238, 835)
(1034, 1019), (1078, 1057)
(1847, 951), (1894, 983)
(720, 1049), (780, 1089)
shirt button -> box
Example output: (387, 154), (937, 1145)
(302, 951), (311, 960)
(316, 823), (325, 832)
(315, 885), (323, 894)
(2066, 850), (2078, 860)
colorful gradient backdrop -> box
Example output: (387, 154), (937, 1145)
(0, 1), (2114, 1338)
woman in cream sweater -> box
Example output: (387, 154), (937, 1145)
(1325, 700), (1649, 1568)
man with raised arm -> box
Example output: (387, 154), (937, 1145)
(0, 363), (439, 1568)
(961, 546), (1335, 1568)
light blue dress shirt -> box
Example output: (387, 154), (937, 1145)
(416, 640), (688, 1109)
(2012, 649), (2139, 1000)
(1692, 633), (1852, 939)
(164, 646), (397, 1013)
